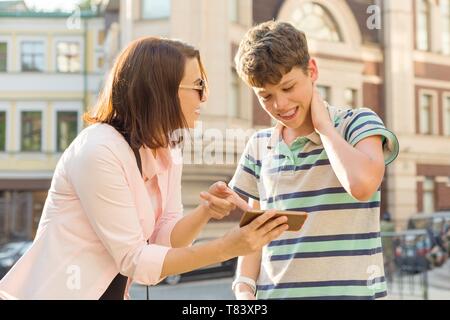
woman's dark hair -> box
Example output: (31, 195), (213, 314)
(84, 37), (206, 149)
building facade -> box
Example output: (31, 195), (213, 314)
(1, 0), (449, 243)
(0, 2), (105, 243)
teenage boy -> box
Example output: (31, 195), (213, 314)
(229, 21), (399, 300)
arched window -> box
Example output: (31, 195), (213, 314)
(288, 2), (342, 42)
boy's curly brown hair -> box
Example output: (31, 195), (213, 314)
(235, 21), (310, 87)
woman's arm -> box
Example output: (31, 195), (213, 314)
(170, 182), (252, 248)
(233, 199), (262, 300)
(169, 204), (210, 248)
(71, 144), (287, 285)
(160, 209), (285, 279)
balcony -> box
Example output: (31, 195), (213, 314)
(0, 72), (104, 94)
(0, 151), (61, 174)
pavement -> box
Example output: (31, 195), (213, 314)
(387, 260), (450, 300)
(130, 277), (234, 300)
(130, 261), (450, 300)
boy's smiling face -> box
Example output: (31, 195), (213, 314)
(253, 59), (318, 132)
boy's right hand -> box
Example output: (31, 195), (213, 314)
(221, 210), (288, 258)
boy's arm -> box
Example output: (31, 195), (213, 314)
(311, 87), (385, 201)
(233, 199), (262, 300)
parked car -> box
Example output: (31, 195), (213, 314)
(407, 212), (450, 269)
(391, 230), (432, 274)
(162, 237), (237, 285)
(0, 241), (32, 279)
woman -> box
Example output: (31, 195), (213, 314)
(0, 37), (288, 300)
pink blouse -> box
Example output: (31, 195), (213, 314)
(0, 123), (184, 299)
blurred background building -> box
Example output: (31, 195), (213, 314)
(0, 0), (105, 243)
(1, 0), (450, 244)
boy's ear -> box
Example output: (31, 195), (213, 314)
(308, 58), (319, 83)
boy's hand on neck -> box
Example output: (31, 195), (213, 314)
(310, 85), (333, 135)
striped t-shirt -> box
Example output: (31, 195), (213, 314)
(229, 105), (399, 300)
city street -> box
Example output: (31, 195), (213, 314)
(130, 277), (235, 300)
(130, 261), (450, 300)
(390, 259), (450, 300)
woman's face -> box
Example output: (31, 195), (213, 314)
(178, 57), (207, 128)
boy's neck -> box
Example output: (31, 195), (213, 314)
(281, 111), (315, 146)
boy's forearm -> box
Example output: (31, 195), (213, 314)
(234, 251), (262, 296)
(317, 123), (384, 200)
(232, 199), (261, 298)
(236, 198), (262, 284)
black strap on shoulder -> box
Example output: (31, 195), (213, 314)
(132, 148), (143, 176)
(122, 133), (143, 176)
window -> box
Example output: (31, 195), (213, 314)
(10, 192), (33, 239)
(97, 56), (104, 70)
(345, 89), (358, 108)
(0, 42), (6, 72)
(57, 42), (80, 73)
(0, 111), (5, 151)
(417, 0), (431, 51)
(98, 30), (105, 46)
(288, 2), (342, 42)
(21, 41), (44, 72)
(441, 0), (450, 55)
(229, 69), (240, 118)
(21, 111), (41, 151)
(445, 96), (450, 135)
(423, 177), (435, 214)
(419, 94), (433, 134)
(142, 0), (170, 19)
(229, 0), (238, 23)
(56, 111), (78, 152)
(317, 85), (331, 103)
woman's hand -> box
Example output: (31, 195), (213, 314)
(200, 181), (252, 220)
(221, 210), (288, 258)
(161, 210), (288, 281)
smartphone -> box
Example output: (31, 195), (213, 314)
(239, 209), (308, 232)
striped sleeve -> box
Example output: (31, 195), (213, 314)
(343, 108), (399, 165)
(228, 133), (260, 201)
